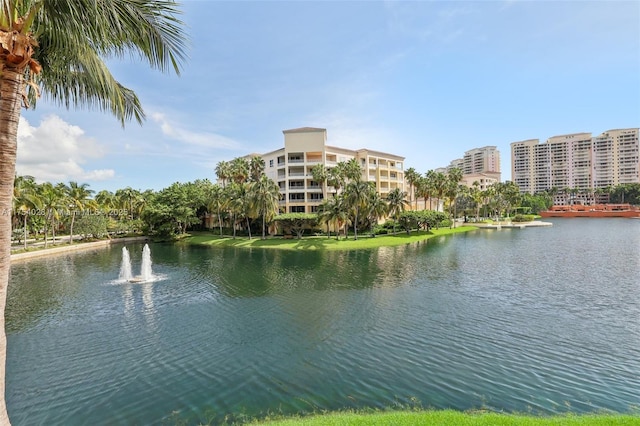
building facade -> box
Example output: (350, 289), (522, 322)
(441, 146), (501, 186)
(258, 127), (405, 214)
(511, 128), (639, 203)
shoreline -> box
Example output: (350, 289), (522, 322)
(184, 226), (478, 251)
(473, 220), (553, 229)
(248, 409), (638, 426)
(10, 236), (149, 263)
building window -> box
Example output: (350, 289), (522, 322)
(269, 159), (274, 168)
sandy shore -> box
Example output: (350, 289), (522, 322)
(10, 236), (150, 263)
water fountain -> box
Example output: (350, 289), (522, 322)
(140, 244), (153, 282)
(118, 247), (133, 281)
(118, 244), (154, 283)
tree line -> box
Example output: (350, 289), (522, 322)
(12, 163), (640, 246)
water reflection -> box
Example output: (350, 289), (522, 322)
(6, 222), (640, 425)
(198, 243), (435, 299)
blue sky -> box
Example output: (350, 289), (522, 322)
(16, 0), (640, 193)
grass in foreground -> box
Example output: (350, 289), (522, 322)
(184, 226), (476, 251)
(249, 409), (639, 426)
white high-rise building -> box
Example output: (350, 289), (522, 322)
(511, 128), (639, 203)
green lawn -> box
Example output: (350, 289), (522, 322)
(183, 226), (476, 251)
(250, 410), (639, 426)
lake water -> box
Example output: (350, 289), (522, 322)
(6, 219), (640, 425)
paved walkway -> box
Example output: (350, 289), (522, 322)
(473, 221), (553, 229)
(10, 236), (149, 262)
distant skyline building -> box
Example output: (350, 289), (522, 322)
(511, 128), (639, 204)
(439, 146), (501, 189)
(242, 127), (406, 214)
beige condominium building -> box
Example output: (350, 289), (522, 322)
(259, 127), (405, 213)
(441, 146), (502, 189)
(511, 128), (639, 203)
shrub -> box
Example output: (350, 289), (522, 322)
(513, 214), (536, 223)
(372, 225), (388, 235)
(439, 219), (452, 228)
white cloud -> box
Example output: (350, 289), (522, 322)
(150, 112), (240, 149)
(16, 115), (115, 182)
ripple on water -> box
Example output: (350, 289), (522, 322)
(6, 225), (640, 424)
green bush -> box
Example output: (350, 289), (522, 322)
(513, 214), (536, 222)
(372, 225), (388, 235)
(439, 219), (452, 228)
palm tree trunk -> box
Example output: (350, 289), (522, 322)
(44, 218), (48, 249)
(23, 214), (27, 250)
(246, 217), (252, 240)
(232, 214), (237, 239)
(0, 65), (24, 424)
(262, 215), (266, 239)
(69, 211), (76, 244)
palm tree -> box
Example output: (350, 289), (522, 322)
(38, 182), (65, 247)
(319, 195), (348, 240)
(431, 171), (447, 212)
(250, 175), (280, 239)
(310, 164), (328, 201)
(424, 170), (438, 210)
(327, 164), (345, 197)
(344, 180), (374, 240)
(343, 158), (362, 183)
(386, 188), (408, 234)
(64, 182), (96, 244)
(95, 190), (116, 212)
(249, 156), (265, 182)
(215, 160), (232, 188)
(366, 191), (387, 236)
(115, 187), (140, 220)
(12, 175), (40, 250)
(405, 167), (420, 210)
(227, 182), (252, 239)
(0, 4), (185, 420)
(444, 168), (462, 227)
(207, 185), (227, 236)
(469, 181), (485, 222)
(230, 157), (250, 184)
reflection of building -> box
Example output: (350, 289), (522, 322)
(511, 128), (639, 204)
(255, 127), (406, 213)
